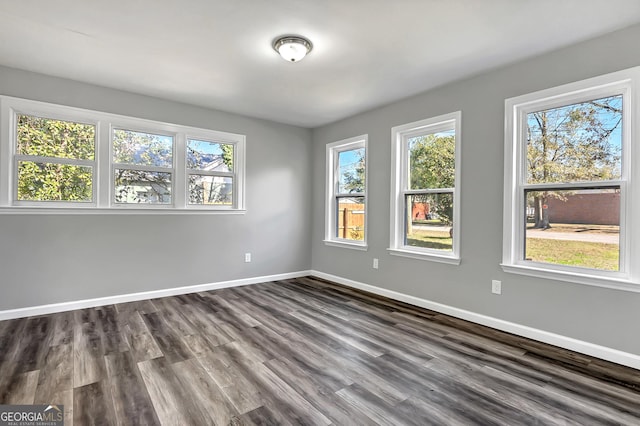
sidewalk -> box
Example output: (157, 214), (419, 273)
(526, 229), (619, 244)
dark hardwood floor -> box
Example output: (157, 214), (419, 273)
(1, 276), (639, 425)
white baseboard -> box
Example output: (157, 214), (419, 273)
(310, 270), (640, 370)
(0, 270), (312, 321)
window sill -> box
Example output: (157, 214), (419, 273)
(0, 207), (247, 215)
(324, 240), (368, 251)
(387, 248), (461, 265)
(500, 263), (640, 293)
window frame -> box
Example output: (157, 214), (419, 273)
(502, 67), (640, 292)
(0, 95), (246, 213)
(324, 134), (368, 250)
(389, 111), (462, 264)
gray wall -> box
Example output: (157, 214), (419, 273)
(0, 66), (312, 310)
(311, 24), (640, 355)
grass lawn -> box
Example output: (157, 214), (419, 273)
(407, 222), (619, 270)
(406, 229), (453, 251)
(525, 238), (619, 271)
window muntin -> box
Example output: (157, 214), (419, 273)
(14, 114), (96, 204)
(325, 135), (367, 248)
(186, 139), (235, 206)
(112, 129), (174, 205)
(502, 68), (639, 289)
(390, 112), (461, 263)
(0, 95), (246, 212)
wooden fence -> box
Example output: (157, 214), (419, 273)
(338, 203), (365, 240)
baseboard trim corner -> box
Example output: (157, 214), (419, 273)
(309, 270), (640, 370)
(0, 270), (313, 321)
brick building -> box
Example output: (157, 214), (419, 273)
(546, 191), (619, 225)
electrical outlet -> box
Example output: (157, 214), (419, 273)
(492, 280), (502, 295)
(373, 258), (379, 269)
(245, 253), (251, 263)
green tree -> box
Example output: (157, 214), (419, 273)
(527, 96), (622, 228)
(409, 133), (455, 227)
(221, 144), (234, 171)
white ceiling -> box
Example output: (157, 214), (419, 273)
(1, 1), (639, 128)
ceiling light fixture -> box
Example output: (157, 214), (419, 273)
(272, 35), (313, 62)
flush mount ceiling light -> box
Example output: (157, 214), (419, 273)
(272, 35), (313, 62)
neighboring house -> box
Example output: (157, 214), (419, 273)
(117, 155), (232, 205)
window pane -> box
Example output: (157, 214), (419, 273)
(525, 188), (620, 271)
(187, 139), (233, 172)
(114, 169), (171, 204)
(113, 129), (173, 167)
(526, 95), (622, 184)
(405, 193), (453, 251)
(408, 129), (455, 190)
(17, 114), (95, 160)
(338, 148), (365, 194)
(188, 175), (232, 205)
(17, 161), (93, 202)
(336, 196), (365, 240)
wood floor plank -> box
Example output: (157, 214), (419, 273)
(240, 405), (293, 426)
(336, 383), (411, 426)
(3, 370), (39, 404)
(264, 357), (368, 425)
(178, 303), (234, 348)
(151, 297), (196, 337)
(234, 360), (332, 426)
(125, 329), (163, 363)
(239, 324), (354, 392)
(73, 321), (106, 388)
(34, 343), (73, 404)
(73, 381), (115, 426)
(138, 356), (208, 425)
(197, 350), (264, 414)
(50, 311), (74, 347)
(172, 358), (240, 425)
(16, 316), (54, 373)
(141, 312), (192, 364)
(105, 351), (160, 425)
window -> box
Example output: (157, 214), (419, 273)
(390, 112), (461, 264)
(113, 129), (174, 205)
(187, 139), (234, 206)
(0, 96), (245, 212)
(503, 67), (640, 290)
(15, 114), (96, 205)
(325, 135), (367, 249)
